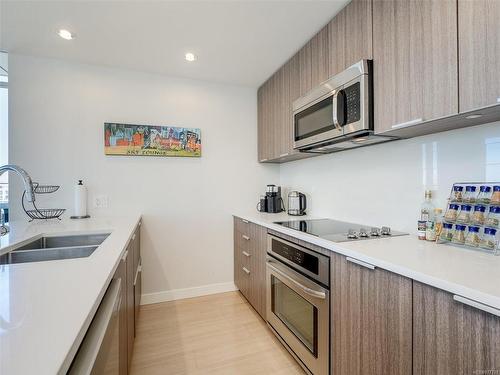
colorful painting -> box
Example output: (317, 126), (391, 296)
(104, 123), (201, 157)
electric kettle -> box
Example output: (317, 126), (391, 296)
(288, 191), (306, 216)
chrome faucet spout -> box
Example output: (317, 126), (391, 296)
(0, 164), (36, 202)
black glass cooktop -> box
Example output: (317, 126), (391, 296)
(274, 219), (407, 242)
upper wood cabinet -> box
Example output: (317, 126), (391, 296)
(329, 0), (372, 76)
(257, 0), (372, 163)
(331, 254), (413, 375)
(413, 282), (500, 375)
(459, 0), (500, 111)
(372, 0), (458, 134)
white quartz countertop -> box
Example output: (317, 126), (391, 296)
(0, 214), (141, 375)
(234, 212), (500, 312)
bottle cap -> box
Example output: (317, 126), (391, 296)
(425, 190), (432, 198)
(484, 228), (497, 236)
(434, 208), (443, 214)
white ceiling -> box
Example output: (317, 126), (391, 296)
(0, 0), (349, 87)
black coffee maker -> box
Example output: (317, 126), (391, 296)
(257, 185), (284, 213)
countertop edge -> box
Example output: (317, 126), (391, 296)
(233, 213), (500, 311)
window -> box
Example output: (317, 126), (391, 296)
(0, 52), (8, 219)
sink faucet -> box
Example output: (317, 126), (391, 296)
(0, 165), (36, 236)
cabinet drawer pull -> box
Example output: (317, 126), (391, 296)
(261, 158), (269, 162)
(133, 261), (142, 286)
(241, 219), (249, 224)
(121, 250), (128, 262)
(346, 257), (375, 270)
(453, 295), (500, 317)
(242, 235), (250, 241)
(391, 118), (424, 129)
(279, 153), (289, 157)
(242, 267), (250, 275)
(242, 251), (251, 257)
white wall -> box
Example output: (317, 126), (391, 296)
(280, 122), (500, 234)
(8, 54), (279, 301)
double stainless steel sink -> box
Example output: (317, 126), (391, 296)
(0, 233), (110, 265)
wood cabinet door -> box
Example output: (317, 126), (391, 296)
(126, 241), (135, 368)
(133, 224), (141, 333)
(248, 223), (267, 318)
(459, 0), (500, 111)
(113, 254), (128, 375)
(343, 0), (372, 69)
(373, 0), (458, 133)
(413, 282), (500, 375)
(331, 254), (412, 375)
(311, 24), (330, 87)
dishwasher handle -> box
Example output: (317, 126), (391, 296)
(68, 278), (122, 375)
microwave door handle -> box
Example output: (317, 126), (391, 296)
(332, 90), (340, 130)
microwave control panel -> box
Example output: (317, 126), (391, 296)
(343, 82), (361, 125)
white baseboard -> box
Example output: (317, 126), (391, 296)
(140, 281), (238, 305)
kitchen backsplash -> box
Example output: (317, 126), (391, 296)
(279, 121), (500, 234)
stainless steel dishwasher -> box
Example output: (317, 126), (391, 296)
(68, 278), (122, 375)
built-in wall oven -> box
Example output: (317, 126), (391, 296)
(266, 234), (330, 375)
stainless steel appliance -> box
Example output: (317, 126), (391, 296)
(257, 184), (285, 213)
(266, 235), (330, 375)
(288, 191), (307, 216)
(274, 218), (407, 242)
(68, 278), (122, 375)
(293, 60), (396, 153)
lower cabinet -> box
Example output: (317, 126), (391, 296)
(111, 221), (142, 375)
(413, 282), (500, 375)
(331, 254), (413, 375)
(233, 217), (267, 318)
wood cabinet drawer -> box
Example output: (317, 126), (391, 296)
(234, 217), (250, 236)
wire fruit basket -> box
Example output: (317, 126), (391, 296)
(22, 182), (66, 221)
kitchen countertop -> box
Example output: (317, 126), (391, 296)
(234, 212), (500, 311)
(0, 214), (142, 375)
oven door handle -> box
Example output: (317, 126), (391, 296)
(267, 259), (326, 300)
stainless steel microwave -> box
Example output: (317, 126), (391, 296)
(293, 60), (395, 153)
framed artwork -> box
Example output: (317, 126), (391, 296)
(104, 123), (201, 157)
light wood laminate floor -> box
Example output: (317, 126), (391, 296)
(130, 291), (305, 375)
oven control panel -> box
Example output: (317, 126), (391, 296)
(271, 238), (319, 275)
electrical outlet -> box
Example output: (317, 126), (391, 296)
(94, 195), (109, 209)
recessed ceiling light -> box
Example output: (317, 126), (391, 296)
(185, 52), (196, 62)
(465, 114), (483, 119)
(58, 29), (74, 40)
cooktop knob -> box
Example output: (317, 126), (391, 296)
(347, 229), (358, 239)
(370, 227), (380, 236)
(381, 226), (391, 236)
(359, 228), (369, 238)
